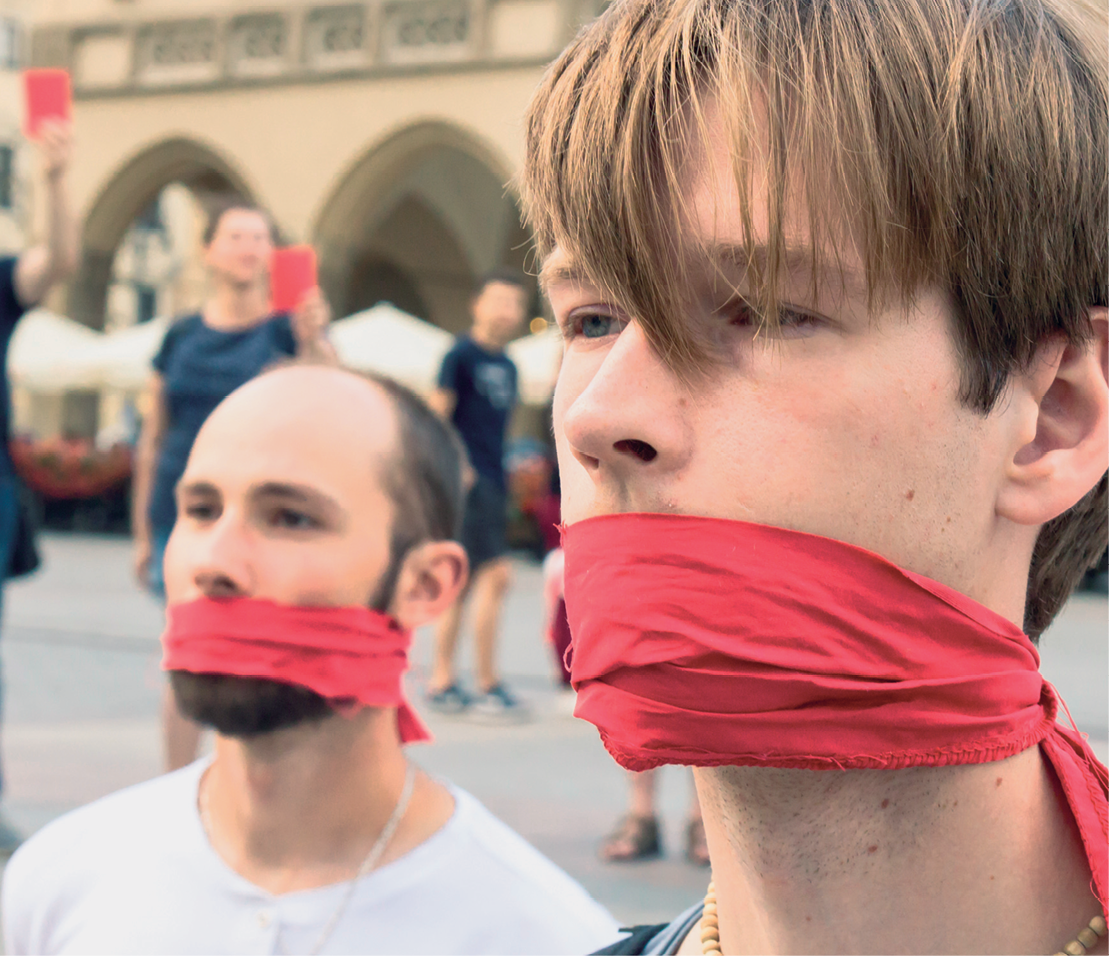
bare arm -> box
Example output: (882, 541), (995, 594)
(131, 373), (167, 585)
(290, 287), (338, 364)
(14, 121), (79, 309)
(427, 388), (457, 420)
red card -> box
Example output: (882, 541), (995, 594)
(270, 246), (318, 313)
(23, 69), (71, 138)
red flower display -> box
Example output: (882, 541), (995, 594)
(9, 436), (132, 500)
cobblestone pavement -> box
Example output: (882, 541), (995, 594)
(0, 534), (1105, 932)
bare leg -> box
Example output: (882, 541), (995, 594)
(630, 768), (659, 817)
(162, 684), (202, 772)
(471, 558), (513, 692)
(429, 598), (466, 692)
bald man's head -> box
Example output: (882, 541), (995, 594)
(163, 363), (467, 738)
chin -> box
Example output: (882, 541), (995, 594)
(226, 271), (262, 291)
(169, 671), (334, 738)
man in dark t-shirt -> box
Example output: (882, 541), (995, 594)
(427, 269), (527, 719)
(0, 120), (80, 853)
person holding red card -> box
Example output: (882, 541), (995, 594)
(131, 201), (334, 773)
(0, 115), (79, 855)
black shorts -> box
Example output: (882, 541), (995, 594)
(460, 476), (509, 572)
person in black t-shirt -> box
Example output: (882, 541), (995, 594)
(131, 200), (333, 772)
(427, 269), (527, 719)
(0, 120), (80, 853)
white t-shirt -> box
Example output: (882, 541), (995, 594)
(2, 761), (621, 955)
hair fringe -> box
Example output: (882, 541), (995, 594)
(520, 0), (1108, 637)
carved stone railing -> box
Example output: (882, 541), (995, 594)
(382, 0), (471, 63)
(227, 13), (288, 77)
(304, 5), (369, 70)
(134, 20), (219, 85)
(30, 0), (604, 95)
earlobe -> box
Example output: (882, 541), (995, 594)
(998, 309), (1109, 526)
(389, 542), (469, 630)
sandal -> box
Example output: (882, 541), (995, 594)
(599, 814), (662, 862)
(685, 816), (710, 867)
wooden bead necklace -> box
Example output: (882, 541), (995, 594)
(699, 882), (1106, 956)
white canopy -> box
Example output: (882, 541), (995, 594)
(85, 316), (171, 392)
(332, 304), (563, 405)
(506, 327), (562, 407)
(330, 302), (455, 394)
(9, 302), (564, 405)
(8, 309), (103, 392)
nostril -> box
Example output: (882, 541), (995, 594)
(614, 439), (658, 462)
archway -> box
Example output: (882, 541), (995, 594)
(313, 121), (534, 333)
(70, 137), (258, 331)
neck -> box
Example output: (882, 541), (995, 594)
(204, 281), (270, 330)
(469, 325), (504, 351)
(203, 710), (452, 894)
(689, 747), (1102, 955)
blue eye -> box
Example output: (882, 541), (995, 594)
(579, 313), (620, 338)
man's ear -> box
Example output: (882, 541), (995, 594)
(388, 541), (468, 630)
(997, 307), (1108, 526)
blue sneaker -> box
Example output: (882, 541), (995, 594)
(472, 683), (529, 722)
(426, 683), (473, 715)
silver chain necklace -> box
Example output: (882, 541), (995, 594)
(199, 762), (418, 956)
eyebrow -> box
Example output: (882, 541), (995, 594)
(707, 243), (867, 292)
(538, 255), (591, 293)
(540, 242), (868, 300)
(176, 479), (220, 500)
(251, 482), (344, 513)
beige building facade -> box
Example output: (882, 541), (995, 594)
(31, 0), (602, 338)
(0, 0), (31, 254)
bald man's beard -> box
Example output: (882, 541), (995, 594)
(170, 543), (405, 739)
(170, 671), (333, 738)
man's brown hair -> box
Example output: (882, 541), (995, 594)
(520, 0), (1107, 639)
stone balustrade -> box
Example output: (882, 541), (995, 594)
(31, 0), (609, 96)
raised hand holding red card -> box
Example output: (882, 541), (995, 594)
(270, 245), (318, 313)
(23, 69), (71, 139)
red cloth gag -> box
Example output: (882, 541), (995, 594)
(563, 513), (1107, 908)
(162, 597), (430, 744)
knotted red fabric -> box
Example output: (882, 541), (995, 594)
(563, 513), (1107, 907)
(162, 597), (430, 743)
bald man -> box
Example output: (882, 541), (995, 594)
(2, 366), (619, 956)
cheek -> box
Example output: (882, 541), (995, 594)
(161, 528), (191, 603)
(252, 542), (386, 607)
(713, 358), (989, 574)
(552, 351), (602, 520)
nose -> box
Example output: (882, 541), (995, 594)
(183, 512), (254, 600)
(561, 321), (693, 478)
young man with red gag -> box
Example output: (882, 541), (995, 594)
(2, 365), (619, 954)
(520, 0), (1108, 952)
